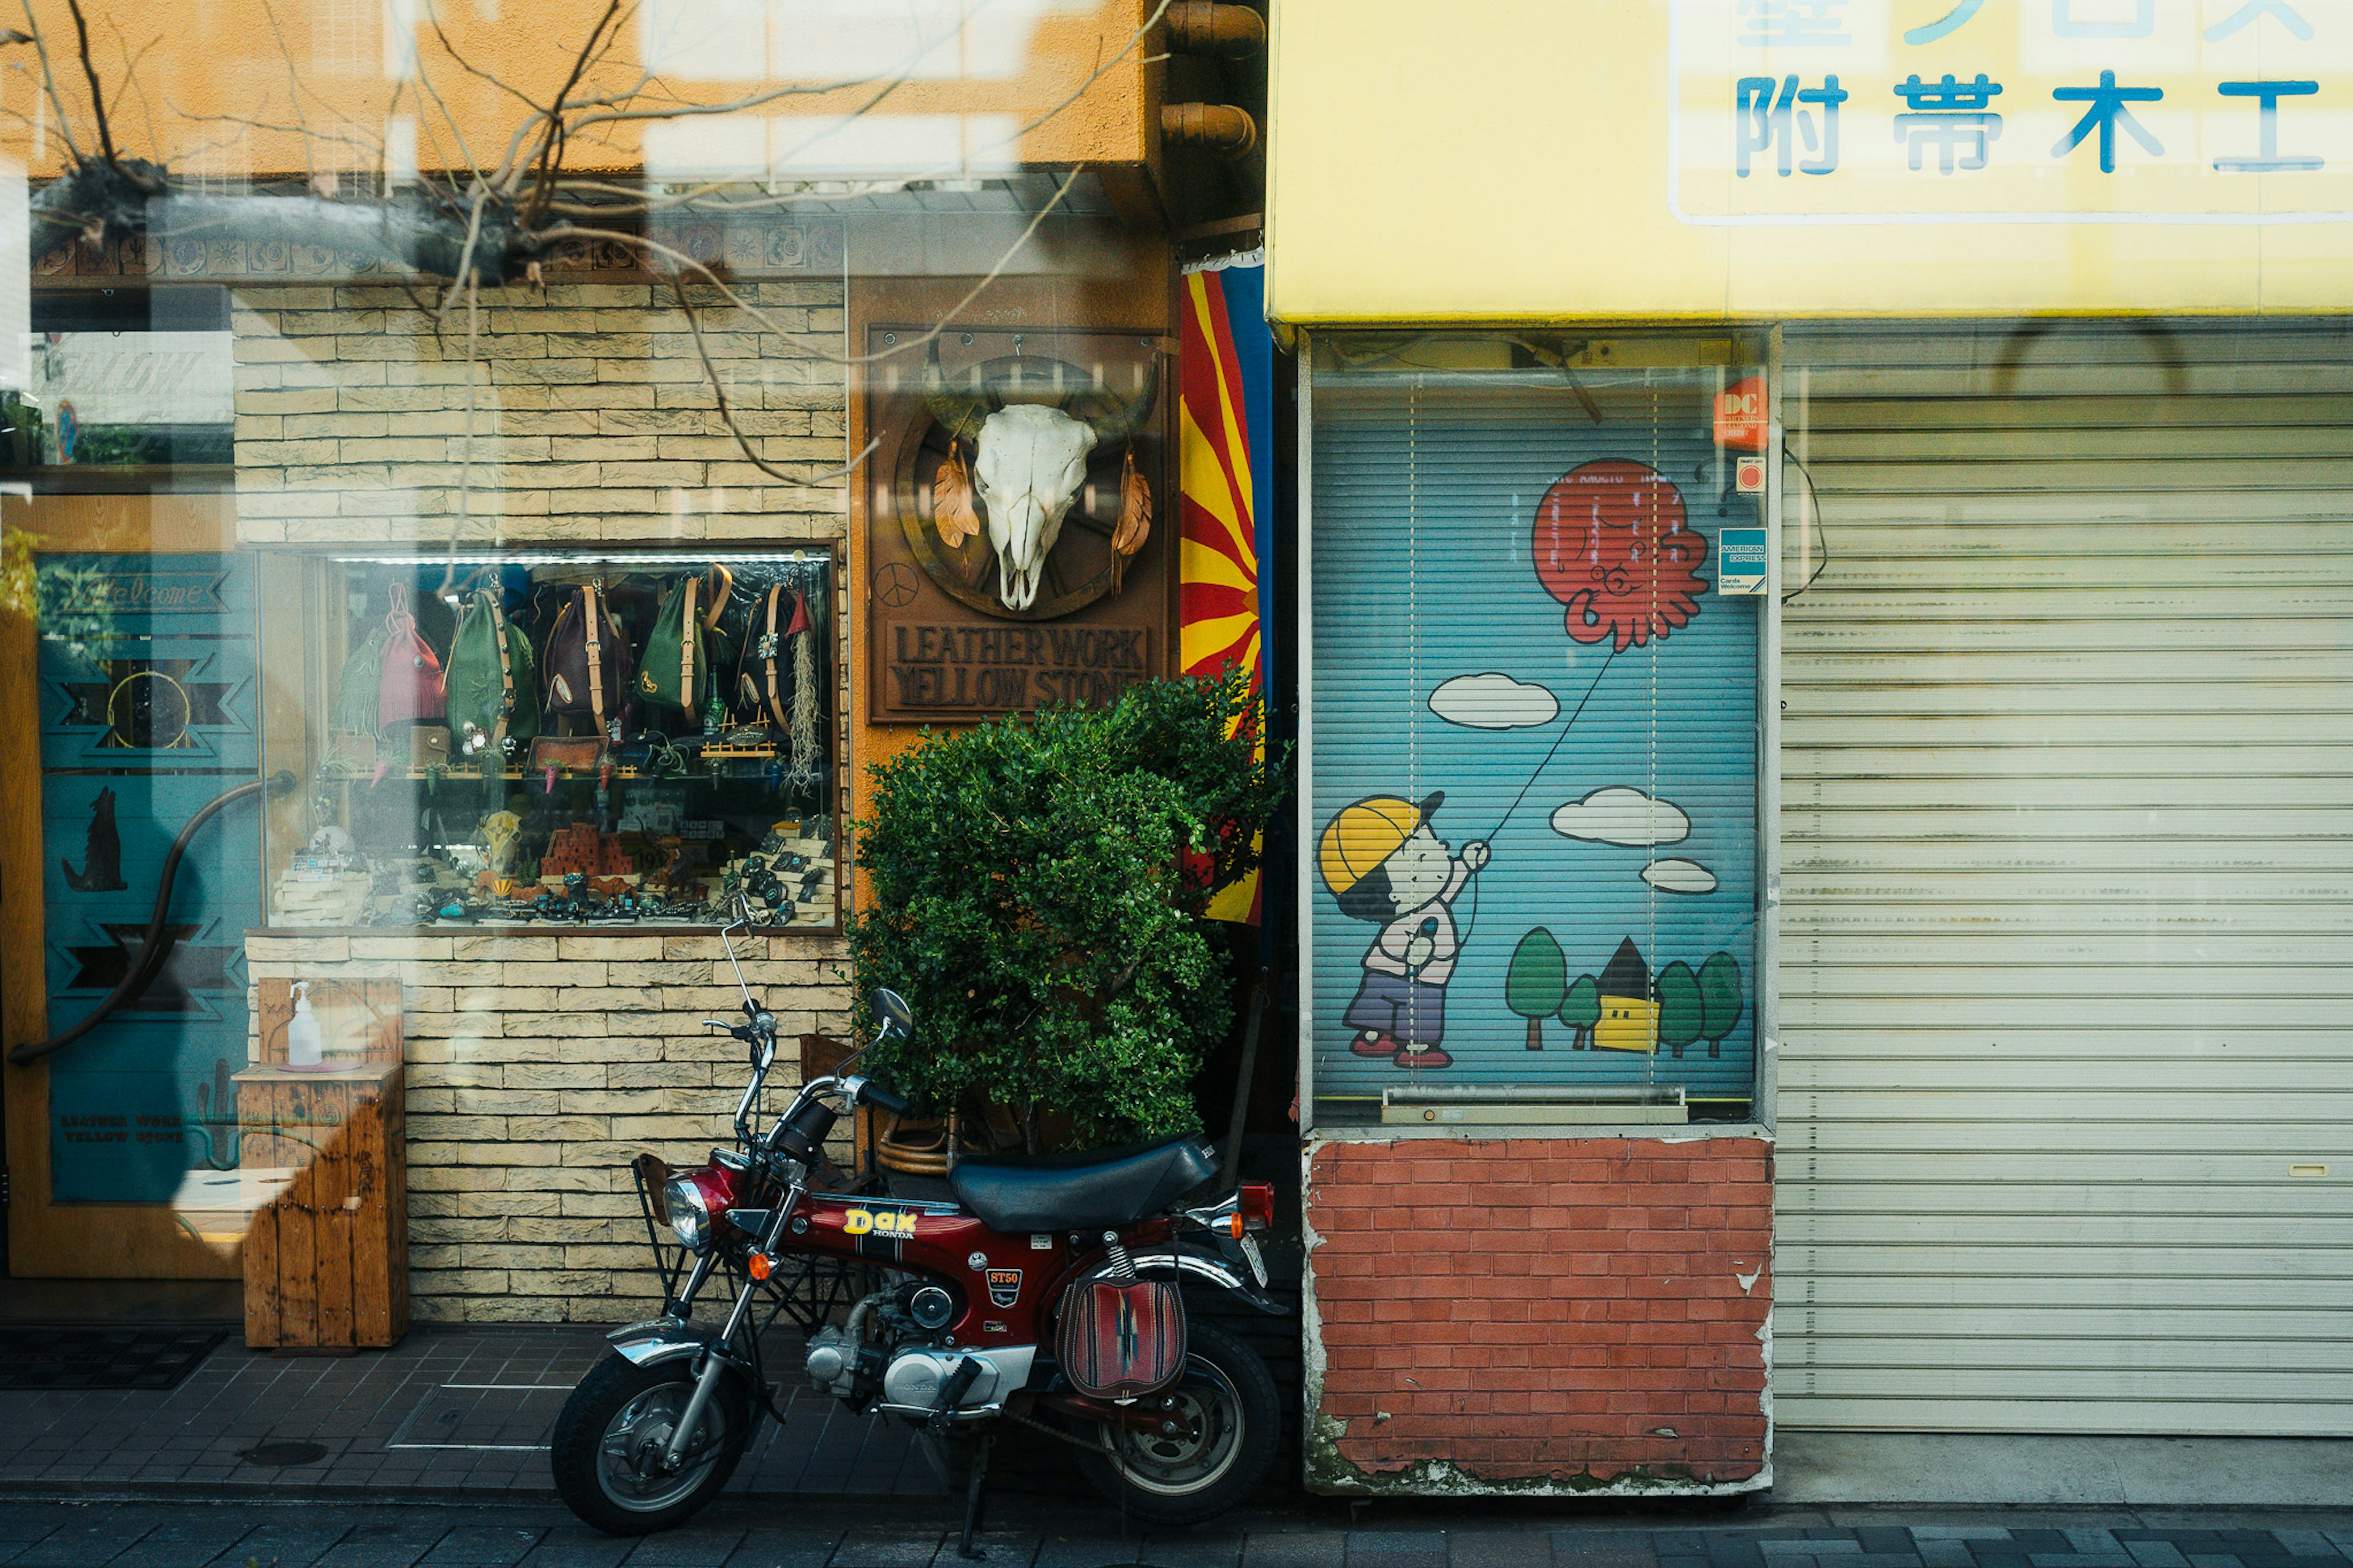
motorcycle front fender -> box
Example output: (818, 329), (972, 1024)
(1130, 1248), (1285, 1316)
(607, 1316), (726, 1369)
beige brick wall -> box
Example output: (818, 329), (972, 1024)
(229, 278), (850, 546)
(246, 930), (851, 1324)
(229, 276), (863, 1322)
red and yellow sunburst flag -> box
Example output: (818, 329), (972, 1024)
(1179, 257), (1273, 925)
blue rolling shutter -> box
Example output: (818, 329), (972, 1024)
(1306, 350), (1764, 1118)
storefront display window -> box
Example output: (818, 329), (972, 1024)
(1305, 335), (1767, 1125)
(261, 547), (839, 930)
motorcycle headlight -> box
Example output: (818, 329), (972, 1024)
(663, 1174), (713, 1253)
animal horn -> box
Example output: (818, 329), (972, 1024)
(922, 339), (998, 444)
(1086, 354), (1161, 447)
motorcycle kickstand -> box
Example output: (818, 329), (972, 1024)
(955, 1431), (993, 1561)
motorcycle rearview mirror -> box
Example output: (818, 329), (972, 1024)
(871, 988), (914, 1039)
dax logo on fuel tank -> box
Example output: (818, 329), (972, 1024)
(843, 1208), (918, 1238)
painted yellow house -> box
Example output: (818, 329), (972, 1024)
(1593, 937), (1658, 1055)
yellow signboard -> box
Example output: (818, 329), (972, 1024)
(1265, 0), (2353, 321)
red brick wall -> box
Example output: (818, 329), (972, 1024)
(1305, 1135), (1771, 1491)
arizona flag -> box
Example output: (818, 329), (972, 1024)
(1179, 255), (1273, 925)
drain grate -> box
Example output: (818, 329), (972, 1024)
(0, 1327), (226, 1391)
(237, 1440), (328, 1467)
(385, 1383), (571, 1452)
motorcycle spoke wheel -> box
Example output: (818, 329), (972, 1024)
(552, 1354), (751, 1534)
(595, 1383), (728, 1513)
(1106, 1370), (1243, 1496)
(1071, 1320), (1279, 1527)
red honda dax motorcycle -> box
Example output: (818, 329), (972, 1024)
(551, 911), (1283, 1551)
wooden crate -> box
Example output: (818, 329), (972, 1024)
(239, 1064), (407, 1351)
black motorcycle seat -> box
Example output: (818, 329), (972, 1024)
(949, 1135), (1219, 1235)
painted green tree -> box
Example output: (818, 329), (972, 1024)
(1505, 927), (1567, 1050)
(1656, 960), (1703, 1058)
(1559, 973), (1600, 1051)
(1698, 951), (1744, 1059)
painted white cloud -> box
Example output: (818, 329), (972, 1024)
(1428, 673), (1559, 730)
(1551, 787), (1691, 847)
(1642, 859), (1719, 896)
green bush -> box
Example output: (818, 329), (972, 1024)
(849, 667), (1285, 1152)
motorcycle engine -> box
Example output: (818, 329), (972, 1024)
(880, 1348), (1002, 1409)
(803, 1325), (884, 1401)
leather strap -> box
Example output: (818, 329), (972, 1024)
(763, 586), (782, 725)
(702, 564), (732, 631)
(681, 577), (699, 709)
(488, 594), (515, 752)
(583, 585), (606, 740)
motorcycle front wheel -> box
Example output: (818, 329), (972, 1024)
(550, 1353), (752, 1536)
(1073, 1320), (1279, 1526)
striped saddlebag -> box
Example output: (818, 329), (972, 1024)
(1055, 1276), (1187, 1400)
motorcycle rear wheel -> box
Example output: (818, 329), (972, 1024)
(550, 1353), (752, 1536)
(1074, 1320), (1279, 1526)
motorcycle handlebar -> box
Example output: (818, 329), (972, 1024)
(857, 1082), (909, 1118)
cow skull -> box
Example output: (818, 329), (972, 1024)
(925, 346), (1159, 612)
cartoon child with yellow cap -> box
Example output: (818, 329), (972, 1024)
(1319, 792), (1490, 1069)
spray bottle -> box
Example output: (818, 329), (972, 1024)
(286, 981), (324, 1070)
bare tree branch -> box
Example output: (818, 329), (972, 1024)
(669, 268), (879, 493)
(422, 0), (547, 119)
(59, 0), (113, 165)
(521, 0), (626, 224)
(102, 19), (160, 159)
(542, 163), (1083, 369)
(17, 0), (83, 164)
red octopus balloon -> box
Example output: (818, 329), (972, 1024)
(1531, 460), (1708, 652)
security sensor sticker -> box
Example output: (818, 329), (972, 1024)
(986, 1268), (1023, 1308)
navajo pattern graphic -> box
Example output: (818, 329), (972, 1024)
(1178, 259), (1273, 925)
(1055, 1276), (1186, 1401)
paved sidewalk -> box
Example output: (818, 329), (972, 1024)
(0, 1326), (944, 1500)
(1, 1499), (2352, 1568)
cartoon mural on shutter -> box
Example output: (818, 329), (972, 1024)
(1311, 372), (1760, 1110)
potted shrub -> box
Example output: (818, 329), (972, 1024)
(850, 667), (1284, 1157)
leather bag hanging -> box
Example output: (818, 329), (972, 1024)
(331, 619), (393, 738)
(541, 583), (628, 740)
(444, 588), (540, 757)
(637, 569), (729, 714)
(733, 583), (810, 728)
(377, 581), (447, 727)
(1055, 1269), (1187, 1401)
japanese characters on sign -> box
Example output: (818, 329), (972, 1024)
(1672, 0), (2353, 222)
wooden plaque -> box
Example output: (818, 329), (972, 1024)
(865, 325), (1176, 722)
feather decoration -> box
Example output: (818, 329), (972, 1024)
(1110, 449), (1152, 593)
(932, 442), (981, 549)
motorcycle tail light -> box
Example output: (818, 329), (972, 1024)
(1238, 1181), (1275, 1231)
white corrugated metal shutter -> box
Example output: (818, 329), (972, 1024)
(1775, 320), (2353, 1436)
